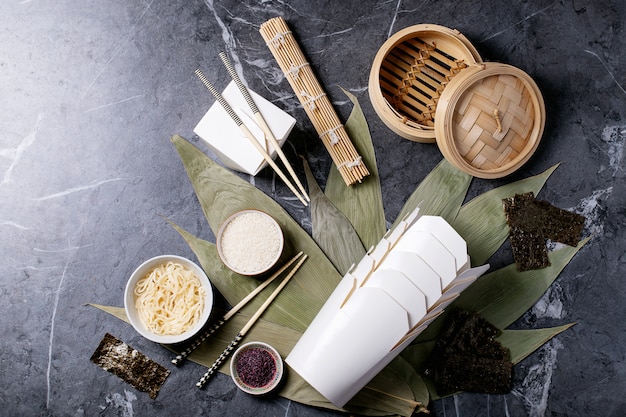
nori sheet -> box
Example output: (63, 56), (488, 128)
(91, 333), (170, 399)
(503, 192), (585, 271)
(425, 309), (512, 395)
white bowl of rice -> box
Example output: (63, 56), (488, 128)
(217, 210), (284, 276)
(124, 255), (214, 344)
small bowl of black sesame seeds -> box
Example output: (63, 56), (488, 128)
(230, 341), (284, 396)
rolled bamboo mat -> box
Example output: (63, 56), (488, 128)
(260, 17), (369, 186)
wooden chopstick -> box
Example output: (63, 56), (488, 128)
(196, 253), (308, 388)
(171, 251), (304, 366)
(218, 52), (310, 202)
(194, 69), (308, 206)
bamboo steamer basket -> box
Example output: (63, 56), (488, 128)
(369, 24), (482, 143)
(434, 62), (545, 179)
(369, 24), (545, 178)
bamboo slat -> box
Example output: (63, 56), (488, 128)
(369, 24), (482, 143)
(260, 17), (369, 186)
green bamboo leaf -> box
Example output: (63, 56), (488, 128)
(166, 222), (285, 320)
(497, 323), (576, 364)
(348, 358), (428, 416)
(172, 134), (290, 233)
(167, 216), (327, 333)
(90, 135), (581, 417)
(88, 303), (339, 411)
(90, 303), (424, 416)
(454, 238), (588, 330)
(170, 135), (424, 415)
(416, 238), (589, 342)
(392, 159), (472, 230)
(303, 158), (366, 274)
(170, 135), (341, 332)
(369, 355), (430, 413)
(325, 89), (386, 250)
(230, 318), (426, 416)
(399, 340), (436, 374)
(451, 163), (559, 265)
(170, 223), (424, 415)
(403, 324), (575, 401)
(88, 304), (128, 324)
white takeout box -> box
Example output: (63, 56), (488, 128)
(286, 208), (490, 408)
(193, 81), (296, 175)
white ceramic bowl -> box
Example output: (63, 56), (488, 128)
(216, 210), (284, 276)
(124, 255), (213, 344)
(230, 342), (284, 395)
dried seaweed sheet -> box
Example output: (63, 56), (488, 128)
(508, 228), (550, 271)
(426, 309), (512, 395)
(90, 333), (170, 399)
(503, 192), (585, 271)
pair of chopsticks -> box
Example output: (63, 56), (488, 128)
(195, 251), (308, 388)
(172, 251), (304, 366)
(195, 52), (310, 206)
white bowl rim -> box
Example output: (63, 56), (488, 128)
(230, 341), (284, 395)
(216, 209), (284, 276)
(124, 254), (213, 344)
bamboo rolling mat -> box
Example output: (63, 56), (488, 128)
(260, 17), (369, 186)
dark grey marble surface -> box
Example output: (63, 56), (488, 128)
(1, 1), (625, 416)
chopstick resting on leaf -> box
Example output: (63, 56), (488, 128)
(172, 251), (304, 365)
(196, 252), (308, 388)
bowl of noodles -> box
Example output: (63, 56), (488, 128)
(124, 255), (214, 344)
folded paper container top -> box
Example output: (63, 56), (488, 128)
(286, 207), (489, 408)
(368, 23), (545, 179)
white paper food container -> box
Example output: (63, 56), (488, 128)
(286, 208), (489, 408)
(193, 81), (296, 175)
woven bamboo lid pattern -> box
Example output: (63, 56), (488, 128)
(434, 63), (545, 179)
(369, 24), (482, 143)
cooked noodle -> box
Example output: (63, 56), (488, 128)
(134, 261), (206, 335)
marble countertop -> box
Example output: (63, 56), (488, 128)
(2, 1), (625, 416)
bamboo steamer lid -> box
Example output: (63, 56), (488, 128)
(434, 62), (545, 179)
(369, 24), (482, 143)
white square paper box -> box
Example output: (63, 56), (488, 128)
(193, 81), (296, 175)
(286, 208), (489, 408)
